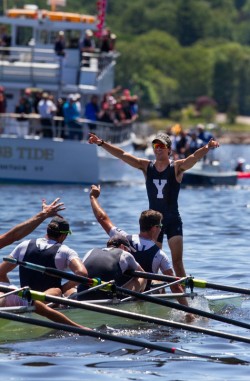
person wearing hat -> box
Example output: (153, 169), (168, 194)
(235, 157), (245, 172)
(86, 185), (195, 322)
(1, 216), (88, 298)
(54, 31), (66, 57)
(0, 199), (92, 330)
(37, 92), (57, 138)
(76, 234), (146, 300)
(88, 132), (220, 283)
(79, 29), (95, 67)
(54, 31), (66, 86)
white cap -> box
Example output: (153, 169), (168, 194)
(85, 29), (93, 37)
(237, 157), (245, 164)
(68, 94), (76, 101)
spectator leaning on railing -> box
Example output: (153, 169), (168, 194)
(63, 94), (82, 140)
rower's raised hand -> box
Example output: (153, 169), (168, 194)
(89, 184), (101, 199)
(88, 133), (102, 145)
(42, 198), (65, 218)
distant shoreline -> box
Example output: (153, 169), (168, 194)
(218, 132), (250, 145)
(134, 123), (250, 145)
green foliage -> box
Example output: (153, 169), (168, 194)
(200, 105), (217, 123)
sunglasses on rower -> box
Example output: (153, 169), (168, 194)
(152, 142), (168, 150)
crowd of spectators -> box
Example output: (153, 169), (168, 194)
(165, 123), (215, 161)
(0, 86), (139, 140)
(85, 87), (139, 131)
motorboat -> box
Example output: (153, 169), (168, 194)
(182, 160), (238, 186)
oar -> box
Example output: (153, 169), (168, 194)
(6, 258), (250, 331)
(4, 257), (110, 291)
(0, 286), (29, 299)
(1, 285), (250, 346)
(128, 271), (250, 296)
(0, 310), (215, 359)
(112, 286), (250, 331)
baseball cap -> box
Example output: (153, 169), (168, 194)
(47, 216), (72, 235)
(152, 133), (172, 148)
(85, 29), (93, 37)
(68, 93), (75, 101)
(107, 235), (136, 253)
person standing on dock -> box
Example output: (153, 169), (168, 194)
(88, 132), (220, 281)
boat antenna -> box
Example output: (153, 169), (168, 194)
(47, 0), (67, 12)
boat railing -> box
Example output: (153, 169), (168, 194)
(0, 46), (57, 64)
(0, 113), (133, 144)
(0, 46), (118, 90)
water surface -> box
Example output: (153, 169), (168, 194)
(0, 144), (250, 380)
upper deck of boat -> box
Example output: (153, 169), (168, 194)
(0, 6), (118, 103)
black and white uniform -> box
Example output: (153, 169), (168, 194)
(77, 247), (140, 300)
(109, 227), (172, 289)
(146, 161), (183, 242)
(10, 237), (80, 292)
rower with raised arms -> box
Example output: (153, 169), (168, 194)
(0, 197), (89, 329)
(88, 132), (220, 282)
(0, 216), (88, 298)
(88, 184), (195, 322)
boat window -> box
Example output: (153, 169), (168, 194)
(16, 26), (33, 46)
(39, 30), (50, 44)
(51, 30), (81, 49)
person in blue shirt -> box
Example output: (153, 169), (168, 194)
(63, 95), (82, 140)
(84, 95), (100, 131)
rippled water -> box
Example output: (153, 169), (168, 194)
(0, 144), (250, 380)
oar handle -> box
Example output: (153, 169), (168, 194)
(129, 271), (250, 296)
(127, 271), (194, 289)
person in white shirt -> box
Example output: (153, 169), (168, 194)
(37, 92), (57, 137)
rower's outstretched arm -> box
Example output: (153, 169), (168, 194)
(88, 133), (149, 173)
(175, 139), (220, 177)
(0, 198), (65, 249)
(34, 300), (91, 330)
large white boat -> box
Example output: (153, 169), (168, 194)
(0, 3), (135, 184)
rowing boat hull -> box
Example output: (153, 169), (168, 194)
(0, 293), (241, 344)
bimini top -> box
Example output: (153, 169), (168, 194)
(6, 8), (96, 24)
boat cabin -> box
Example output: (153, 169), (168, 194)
(0, 5), (117, 111)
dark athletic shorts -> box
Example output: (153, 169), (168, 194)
(157, 216), (183, 243)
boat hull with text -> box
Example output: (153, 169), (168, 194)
(0, 130), (134, 184)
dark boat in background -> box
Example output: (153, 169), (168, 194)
(182, 161), (238, 186)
